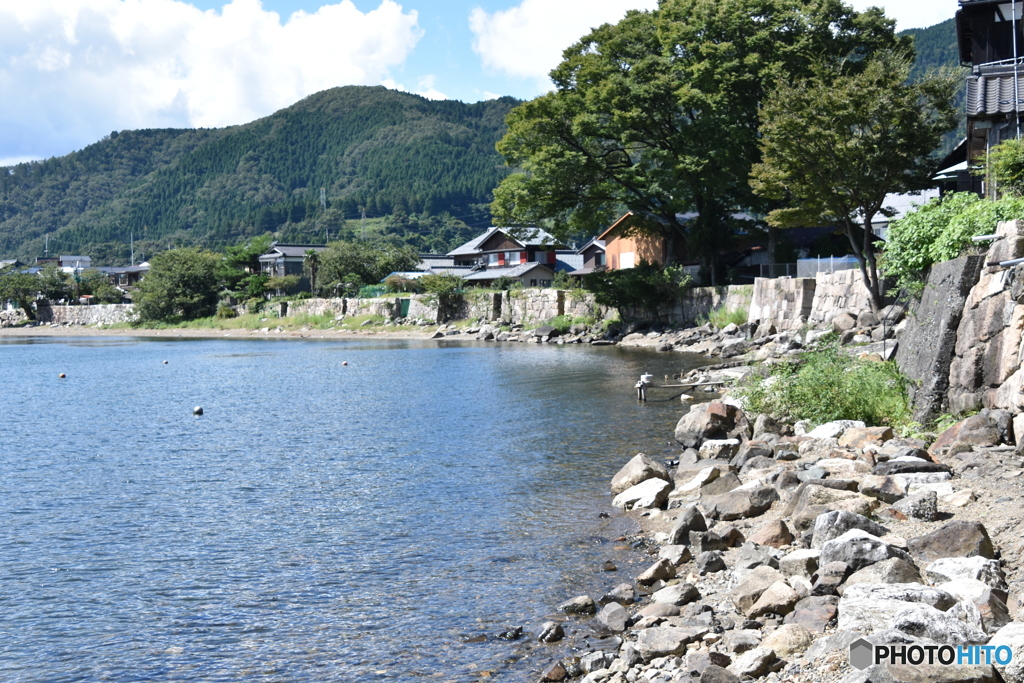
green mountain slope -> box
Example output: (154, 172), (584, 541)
(0, 86), (519, 263)
(901, 18), (966, 157)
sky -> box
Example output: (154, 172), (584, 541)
(0, 0), (958, 166)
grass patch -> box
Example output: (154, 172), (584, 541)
(699, 305), (748, 328)
(737, 336), (910, 428)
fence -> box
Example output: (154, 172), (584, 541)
(796, 255), (860, 278)
(757, 263), (797, 278)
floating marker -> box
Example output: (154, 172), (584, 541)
(193, 406), (204, 416)
(59, 373), (66, 379)
(162, 360), (168, 365)
(342, 361), (348, 366)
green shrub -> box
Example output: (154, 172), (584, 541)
(547, 315), (572, 333)
(883, 193), (1024, 291)
(215, 304), (238, 319)
(738, 337), (910, 428)
(358, 284), (388, 298)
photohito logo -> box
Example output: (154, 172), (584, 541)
(849, 638), (1013, 670)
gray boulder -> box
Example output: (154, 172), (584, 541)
(842, 558), (923, 593)
(908, 521), (995, 564)
(731, 565), (784, 614)
(987, 622), (1024, 683)
(667, 505), (708, 544)
(811, 510), (889, 550)
(818, 529), (913, 573)
(891, 490), (939, 521)
(612, 477), (672, 510)
(611, 453), (671, 494)
(939, 578), (1012, 634)
(704, 485), (779, 521)
(652, 582), (700, 606)
(558, 595), (597, 615)
(837, 583), (957, 633)
(890, 602), (988, 646)
(635, 626), (709, 661)
(924, 557), (1008, 595)
(593, 602), (629, 633)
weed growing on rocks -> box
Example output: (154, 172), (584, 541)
(738, 337), (911, 427)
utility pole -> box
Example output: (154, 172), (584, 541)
(130, 230), (135, 266)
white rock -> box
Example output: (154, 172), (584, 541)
(612, 478), (673, 510)
(805, 420), (866, 439)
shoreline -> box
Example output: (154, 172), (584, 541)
(0, 324), (434, 341)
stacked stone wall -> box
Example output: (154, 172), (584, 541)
(34, 304), (136, 326)
(748, 277), (816, 331)
(808, 268), (877, 324)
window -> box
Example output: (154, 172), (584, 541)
(595, 252), (606, 267)
(505, 251), (518, 263)
(540, 279), (551, 287)
(530, 279), (537, 287)
(488, 253), (499, 265)
(620, 252), (636, 269)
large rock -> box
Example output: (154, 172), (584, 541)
(761, 623), (814, 656)
(779, 549), (820, 579)
(891, 490), (939, 521)
(939, 579), (1012, 634)
(784, 483), (878, 531)
(890, 602), (989, 646)
(731, 565), (784, 614)
(611, 453), (671, 494)
(635, 626), (709, 661)
(924, 557), (1008, 595)
(652, 582), (700, 606)
(987, 622), (1024, 683)
(727, 647), (776, 679)
(839, 426), (894, 450)
(593, 602), (629, 633)
(806, 420), (866, 440)
(747, 579), (801, 618)
(747, 520), (794, 548)
(675, 400), (748, 447)
(559, 595), (597, 615)
(811, 510), (889, 550)
(929, 414), (1004, 458)
(704, 486), (779, 521)
(667, 506), (708, 544)
(818, 529), (913, 573)
(612, 477), (673, 510)
(842, 558), (922, 592)
(894, 254), (985, 424)
(907, 521), (995, 564)
(837, 583), (957, 633)
(784, 595), (838, 632)
(636, 558), (676, 586)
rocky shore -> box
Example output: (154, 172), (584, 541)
(526, 386), (1024, 683)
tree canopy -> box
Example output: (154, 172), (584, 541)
(491, 0), (909, 278)
(133, 248), (222, 323)
(751, 51), (958, 309)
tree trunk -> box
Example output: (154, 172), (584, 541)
(842, 217), (883, 312)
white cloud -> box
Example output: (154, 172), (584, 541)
(381, 74), (448, 100)
(469, 0), (657, 86)
(0, 0), (423, 158)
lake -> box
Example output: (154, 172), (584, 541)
(0, 336), (713, 682)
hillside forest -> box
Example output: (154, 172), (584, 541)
(0, 16), (959, 267)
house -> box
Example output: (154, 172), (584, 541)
(567, 238), (606, 278)
(59, 255), (91, 271)
(445, 227), (581, 287)
(258, 243), (327, 292)
(93, 263), (150, 287)
(447, 227), (564, 269)
(956, 0), (1024, 193)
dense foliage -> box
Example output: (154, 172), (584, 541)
(752, 51), (959, 309)
(318, 240), (420, 295)
(739, 338), (911, 427)
(585, 261), (692, 321)
(882, 193), (1024, 291)
(491, 0), (908, 280)
(984, 138), (1024, 197)
(0, 87), (518, 263)
(900, 18), (964, 158)
(133, 248), (222, 323)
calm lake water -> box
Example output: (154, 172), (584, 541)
(0, 336), (714, 682)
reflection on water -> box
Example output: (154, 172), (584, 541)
(0, 337), (714, 682)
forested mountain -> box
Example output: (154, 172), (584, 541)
(0, 20), (963, 265)
(0, 87), (519, 264)
(901, 18), (966, 156)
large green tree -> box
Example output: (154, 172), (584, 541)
(318, 240), (419, 291)
(491, 0), (907, 281)
(134, 248), (222, 322)
(751, 52), (958, 310)
(0, 264), (40, 319)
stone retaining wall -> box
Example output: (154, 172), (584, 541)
(34, 303), (136, 326)
(748, 277), (816, 331)
(808, 268), (877, 324)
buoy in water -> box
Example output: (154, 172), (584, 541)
(59, 373), (66, 379)
(162, 360), (168, 365)
(342, 361), (348, 366)
(193, 406), (204, 416)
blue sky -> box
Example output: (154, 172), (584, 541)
(0, 0), (958, 166)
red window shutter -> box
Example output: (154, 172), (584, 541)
(520, 251), (527, 264)
(547, 251), (555, 265)
(498, 253), (505, 266)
